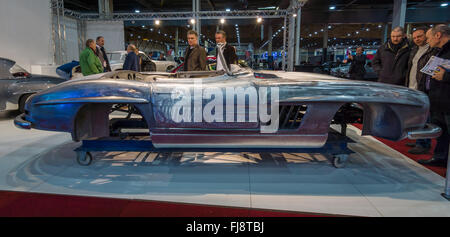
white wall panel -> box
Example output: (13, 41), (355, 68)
(86, 21), (125, 53)
(0, 0), (52, 72)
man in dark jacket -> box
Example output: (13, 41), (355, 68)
(96, 36), (112, 72)
(373, 27), (410, 85)
(183, 30), (207, 71)
(123, 44), (139, 72)
(345, 46), (366, 80)
(418, 25), (450, 167)
(215, 30), (238, 72)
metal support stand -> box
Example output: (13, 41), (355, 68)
(74, 130), (355, 168)
(441, 142), (450, 201)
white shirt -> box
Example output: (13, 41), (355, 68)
(409, 44), (429, 89)
(216, 43), (226, 71)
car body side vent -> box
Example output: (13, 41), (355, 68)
(278, 105), (308, 130)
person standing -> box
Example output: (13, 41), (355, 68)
(79, 39), (103, 76)
(372, 27), (411, 85)
(215, 30), (238, 72)
(405, 27), (432, 155)
(123, 44), (139, 72)
(417, 25), (450, 167)
(96, 36), (111, 72)
(345, 46), (367, 80)
(183, 30), (207, 71)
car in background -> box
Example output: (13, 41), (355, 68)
(171, 56), (217, 73)
(330, 60), (377, 81)
(108, 51), (177, 72)
(0, 57), (66, 112)
(71, 51), (178, 79)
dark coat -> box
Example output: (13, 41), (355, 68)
(123, 51), (139, 72)
(415, 47), (440, 92)
(373, 39), (411, 85)
(96, 46), (111, 72)
(428, 41), (450, 113)
(348, 54), (366, 76)
(184, 45), (207, 71)
(215, 43), (238, 69)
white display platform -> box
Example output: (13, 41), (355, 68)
(0, 111), (449, 216)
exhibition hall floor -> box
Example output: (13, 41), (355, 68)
(0, 111), (449, 217)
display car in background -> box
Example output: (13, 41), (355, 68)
(330, 60), (378, 81)
(171, 56), (217, 73)
(15, 53), (441, 152)
(0, 57), (67, 112)
(108, 51), (177, 72)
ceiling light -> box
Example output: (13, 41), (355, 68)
(441, 3), (448, 7)
(155, 20), (160, 25)
(226, 8), (231, 12)
(329, 6), (336, 10)
(135, 10), (140, 13)
(190, 19), (196, 24)
(220, 18), (225, 24)
(293, 14), (297, 17)
(257, 17), (263, 23)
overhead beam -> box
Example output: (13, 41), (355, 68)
(207, 0), (216, 10)
(65, 0), (95, 10)
(301, 8), (450, 24)
(135, 0), (159, 10)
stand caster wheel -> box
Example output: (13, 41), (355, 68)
(332, 154), (348, 168)
(77, 151), (93, 166)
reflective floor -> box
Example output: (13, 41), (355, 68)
(0, 111), (449, 216)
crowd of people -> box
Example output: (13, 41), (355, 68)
(59, 30), (238, 79)
(370, 24), (450, 167)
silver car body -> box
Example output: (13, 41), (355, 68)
(15, 63), (441, 149)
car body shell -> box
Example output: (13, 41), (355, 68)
(0, 57), (66, 111)
(15, 65), (441, 149)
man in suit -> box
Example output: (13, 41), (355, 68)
(183, 30), (207, 71)
(96, 36), (111, 72)
(215, 30), (238, 72)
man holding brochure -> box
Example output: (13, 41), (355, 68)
(417, 25), (450, 167)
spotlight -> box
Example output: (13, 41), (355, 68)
(220, 18), (225, 24)
(190, 19), (196, 24)
(135, 9), (140, 13)
(257, 17), (262, 23)
(329, 6), (336, 10)
(441, 3), (448, 7)
(155, 20), (160, 25)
